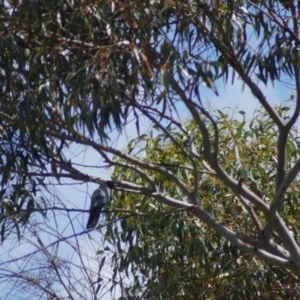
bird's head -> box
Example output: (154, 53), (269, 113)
(106, 181), (115, 189)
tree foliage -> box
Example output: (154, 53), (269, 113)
(106, 106), (300, 299)
(1, 0), (300, 298)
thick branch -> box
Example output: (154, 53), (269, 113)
(193, 204), (299, 274)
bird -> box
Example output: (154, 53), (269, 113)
(86, 181), (115, 229)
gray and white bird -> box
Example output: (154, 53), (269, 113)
(86, 181), (114, 229)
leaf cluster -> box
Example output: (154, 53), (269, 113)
(103, 106), (300, 299)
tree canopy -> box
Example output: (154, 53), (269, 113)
(105, 106), (300, 299)
(1, 0), (300, 299)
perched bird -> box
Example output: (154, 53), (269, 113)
(86, 181), (114, 229)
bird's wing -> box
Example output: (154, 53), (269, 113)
(90, 187), (106, 209)
(86, 182), (114, 229)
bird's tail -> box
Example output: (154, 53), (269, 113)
(86, 208), (102, 229)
